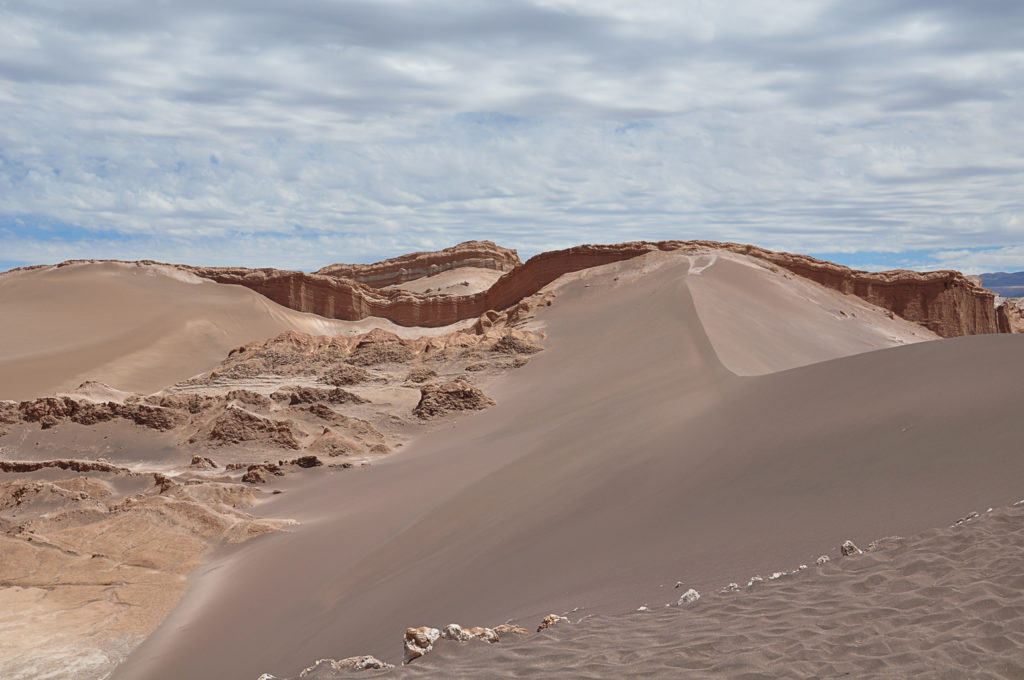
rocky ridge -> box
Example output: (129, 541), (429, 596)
(996, 297), (1024, 334)
(180, 241), (1006, 338)
(314, 240), (521, 287)
(19, 241), (1009, 338)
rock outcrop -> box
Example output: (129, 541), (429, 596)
(17, 396), (179, 431)
(315, 240), (521, 287)
(413, 380), (495, 420)
(403, 626), (441, 664)
(997, 298), (1024, 334)
(185, 242), (664, 328)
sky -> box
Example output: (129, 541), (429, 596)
(1, 0), (1023, 273)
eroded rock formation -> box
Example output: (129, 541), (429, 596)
(315, 240), (521, 287)
(997, 298), (1024, 334)
(413, 380), (496, 420)
(183, 240), (1003, 338)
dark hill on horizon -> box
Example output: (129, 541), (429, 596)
(980, 270), (1024, 297)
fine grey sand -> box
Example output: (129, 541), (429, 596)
(112, 252), (1024, 679)
(292, 501), (1024, 679)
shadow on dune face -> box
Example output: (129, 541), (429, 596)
(113, 255), (1024, 680)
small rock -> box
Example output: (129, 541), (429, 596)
(537, 614), (569, 632)
(815, 555), (830, 565)
(840, 540), (863, 556)
(677, 588), (700, 605)
(674, 581), (683, 588)
(441, 623), (498, 644)
(747, 575), (764, 587)
(335, 656), (393, 671)
(768, 571), (786, 580)
(299, 655), (393, 675)
(403, 626), (440, 664)
(189, 455), (218, 469)
(493, 623), (529, 638)
(637, 605), (649, 611)
(720, 583), (741, 593)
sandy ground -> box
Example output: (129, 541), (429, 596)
(0, 262), (472, 401)
(393, 500), (1024, 680)
(111, 251), (1024, 679)
(384, 267), (503, 295)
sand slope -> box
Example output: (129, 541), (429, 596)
(401, 502), (1024, 679)
(114, 252), (1024, 679)
(0, 262), (462, 401)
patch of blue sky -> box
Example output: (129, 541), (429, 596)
(0, 215), (132, 242)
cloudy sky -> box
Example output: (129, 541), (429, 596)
(1, 1), (1022, 273)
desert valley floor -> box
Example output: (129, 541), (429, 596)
(1, 241), (1022, 679)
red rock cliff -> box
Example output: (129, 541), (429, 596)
(314, 240), (521, 287)
(187, 243), (661, 328)
(186, 240), (1000, 337)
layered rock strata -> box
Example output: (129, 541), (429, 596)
(185, 242), (658, 329)
(185, 241), (1002, 338)
(315, 240), (521, 287)
(996, 298), (1024, 334)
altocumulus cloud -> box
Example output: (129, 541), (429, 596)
(0, 0), (1022, 271)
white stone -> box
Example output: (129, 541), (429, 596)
(677, 588), (701, 605)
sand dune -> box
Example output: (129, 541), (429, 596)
(113, 252), (1024, 679)
(0, 262), (467, 401)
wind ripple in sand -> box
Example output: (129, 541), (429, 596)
(386, 503), (1024, 679)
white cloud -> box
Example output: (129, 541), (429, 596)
(0, 0), (1022, 270)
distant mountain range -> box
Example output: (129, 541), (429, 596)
(979, 271), (1024, 298)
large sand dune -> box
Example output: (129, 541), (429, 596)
(113, 252), (1024, 679)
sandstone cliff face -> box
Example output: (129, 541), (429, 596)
(314, 240), (521, 287)
(996, 298), (1024, 334)
(186, 242), (663, 328)
(186, 240), (1001, 338)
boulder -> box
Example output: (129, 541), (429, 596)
(841, 540), (863, 556)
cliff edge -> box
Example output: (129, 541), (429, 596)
(186, 240), (1001, 338)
